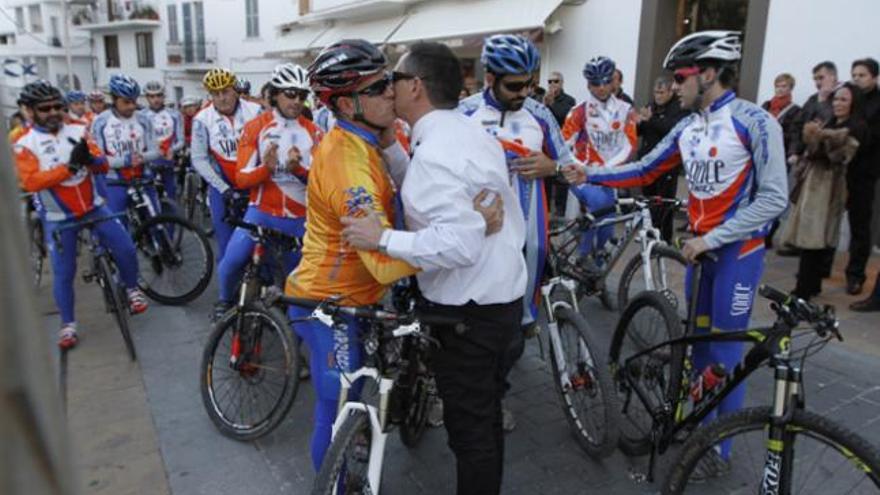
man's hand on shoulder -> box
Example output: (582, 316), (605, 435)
(473, 189), (503, 236)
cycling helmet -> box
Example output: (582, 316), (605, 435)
(234, 77), (251, 95)
(180, 95), (201, 107)
(270, 63), (310, 91)
(481, 34), (541, 75)
(108, 74), (141, 99)
(203, 68), (237, 91)
(582, 56), (616, 85)
(19, 80), (63, 106)
(87, 90), (106, 101)
(144, 80), (165, 95)
(308, 39), (387, 104)
(66, 90), (87, 103)
(663, 30), (742, 70)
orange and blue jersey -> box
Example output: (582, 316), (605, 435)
(285, 120), (417, 306)
(562, 92), (638, 167)
(13, 122), (108, 221)
(234, 109), (322, 218)
(190, 99), (263, 191)
(584, 91), (788, 249)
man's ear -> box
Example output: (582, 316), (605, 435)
(485, 72), (496, 88)
(335, 95), (353, 119)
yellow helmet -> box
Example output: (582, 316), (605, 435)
(202, 68), (237, 91)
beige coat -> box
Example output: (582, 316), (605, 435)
(781, 124), (860, 249)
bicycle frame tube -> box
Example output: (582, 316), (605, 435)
(540, 276), (580, 391)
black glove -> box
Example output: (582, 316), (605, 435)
(222, 188), (241, 204)
(67, 138), (92, 173)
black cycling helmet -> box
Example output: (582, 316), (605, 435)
(19, 79), (64, 107)
(308, 39), (387, 105)
(663, 30), (742, 70)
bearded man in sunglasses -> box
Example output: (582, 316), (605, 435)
(564, 30), (788, 478)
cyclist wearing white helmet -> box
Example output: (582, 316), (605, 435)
(180, 96), (202, 146)
(87, 89), (108, 115)
(140, 80), (184, 202)
(211, 63), (322, 319)
(565, 31), (787, 478)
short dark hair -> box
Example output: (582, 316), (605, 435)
(852, 57), (879, 78)
(614, 68), (623, 82)
(813, 61), (837, 75)
(696, 60), (738, 88)
(400, 42), (462, 109)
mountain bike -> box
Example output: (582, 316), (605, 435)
(609, 280), (880, 493)
(21, 193), (46, 288)
(200, 218), (303, 440)
(554, 196), (687, 311)
(178, 150), (214, 236)
(54, 212), (137, 360)
(107, 177), (213, 305)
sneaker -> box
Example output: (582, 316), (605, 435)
(212, 301), (233, 322)
(58, 323), (78, 350)
(502, 405), (517, 433)
(127, 288), (148, 315)
(427, 398), (444, 427)
(689, 449), (731, 483)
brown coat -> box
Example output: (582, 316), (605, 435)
(781, 124), (860, 249)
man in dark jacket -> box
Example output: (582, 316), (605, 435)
(543, 71), (576, 216)
(611, 69), (634, 105)
(845, 57), (880, 295)
(637, 74), (690, 241)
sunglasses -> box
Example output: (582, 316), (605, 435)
(281, 89), (310, 101)
(548, 79), (560, 84)
(673, 67), (701, 84)
(35, 103), (65, 113)
(357, 72), (393, 97)
(501, 78), (534, 93)
(392, 71), (418, 83)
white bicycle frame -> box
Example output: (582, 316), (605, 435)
(541, 276), (583, 392)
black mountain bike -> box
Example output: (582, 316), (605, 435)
(54, 212), (137, 360)
(107, 177), (213, 305)
(610, 274), (880, 492)
(178, 150), (214, 236)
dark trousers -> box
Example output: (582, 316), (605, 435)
(546, 177), (568, 217)
(643, 171), (678, 243)
(846, 176), (878, 283)
(428, 298), (522, 495)
(795, 248), (833, 298)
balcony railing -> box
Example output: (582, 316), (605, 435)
(167, 40), (218, 65)
(72, 1), (160, 26)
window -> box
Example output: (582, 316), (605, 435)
(136, 32), (155, 67)
(182, 2), (193, 62)
(167, 4), (179, 43)
(14, 7), (24, 34)
(193, 1), (205, 60)
(50, 16), (60, 46)
(182, 1), (205, 63)
(174, 86), (183, 106)
(28, 5), (42, 33)
(245, 0), (259, 38)
(0, 34), (14, 45)
(104, 35), (120, 68)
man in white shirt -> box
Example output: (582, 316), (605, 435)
(341, 42), (526, 495)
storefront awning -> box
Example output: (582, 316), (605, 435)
(310, 15), (408, 50)
(265, 24), (331, 58)
(387, 0), (565, 44)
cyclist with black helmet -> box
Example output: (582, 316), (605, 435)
(211, 63), (322, 319)
(141, 80), (184, 202)
(12, 80), (147, 349)
(191, 67), (262, 260)
(564, 31), (788, 478)
(91, 74), (162, 217)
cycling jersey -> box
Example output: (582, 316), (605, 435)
(583, 91), (788, 249)
(458, 90), (578, 324)
(285, 120), (417, 306)
(562, 92), (638, 166)
(91, 109), (160, 180)
(235, 109), (322, 218)
(13, 123), (108, 221)
(141, 107), (184, 161)
(68, 111), (95, 128)
(191, 99), (263, 192)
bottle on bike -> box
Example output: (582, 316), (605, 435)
(141, 80), (184, 204)
(12, 80), (147, 349)
(190, 67), (262, 261)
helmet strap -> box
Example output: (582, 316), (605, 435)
(350, 93), (387, 132)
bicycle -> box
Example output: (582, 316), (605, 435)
(106, 177), (213, 305)
(271, 294), (462, 495)
(553, 196), (687, 311)
(178, 150), (214, 236)
(200, 218), (303, 440)
(53, 212), (137, 360)
(609, 279), (880, 493)
(538, 218), (621, 458)
(21, 193), (46, 288)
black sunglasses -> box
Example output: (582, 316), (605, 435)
(281, 88), (310, 101)
(392, 71), (418, 82)
(501, 78), (534, 93)
(35, 103), (65, 113)
(548, 79), (560, 84)
(357, 72), (393, 97)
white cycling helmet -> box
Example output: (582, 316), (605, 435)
(270, 63), (310, 91)
(663, 30), (741, 70)
(144, 80), (165, 96)
(180, 95), (201, 107)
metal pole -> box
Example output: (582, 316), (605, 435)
(62, 0), (74, 89)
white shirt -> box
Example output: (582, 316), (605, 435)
(384, 109), (527, 306)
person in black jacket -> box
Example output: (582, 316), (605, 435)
(636, 74), (690, 242)
(542, 71), (577, 217)
(845, 58), (880, 295)
(611, 68), (634, 105)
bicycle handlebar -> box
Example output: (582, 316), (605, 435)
(105, 177), (156, 188)
(227, 217), (303, 249)
(759, 284), (841, 340)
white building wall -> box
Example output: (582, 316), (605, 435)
(541, 0), (642, 105)
(758, 0), (880, 105)
(92, 30), (167, 88)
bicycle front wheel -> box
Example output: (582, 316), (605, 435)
(549, 306), (619, 459)
(98, 256), (136, 361)
(663, 406), (880, 494)
(200, 303), (300, 441)
(134, 215), (213, 305)
(617, 245), (687, 314)
(313, 409), (379, 495)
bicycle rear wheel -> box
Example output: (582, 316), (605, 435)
(396, 338), (433, 448)
(98, 256), (136, 361)
(609, 290), (684, 456)
(134, 215), (213, 305)
(312, 409), (378, 495)
(548, 306), (619, 459)
(663, 406), (880, 494)
(617, 245), (687, 314)
(200, 303), (300, 440)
